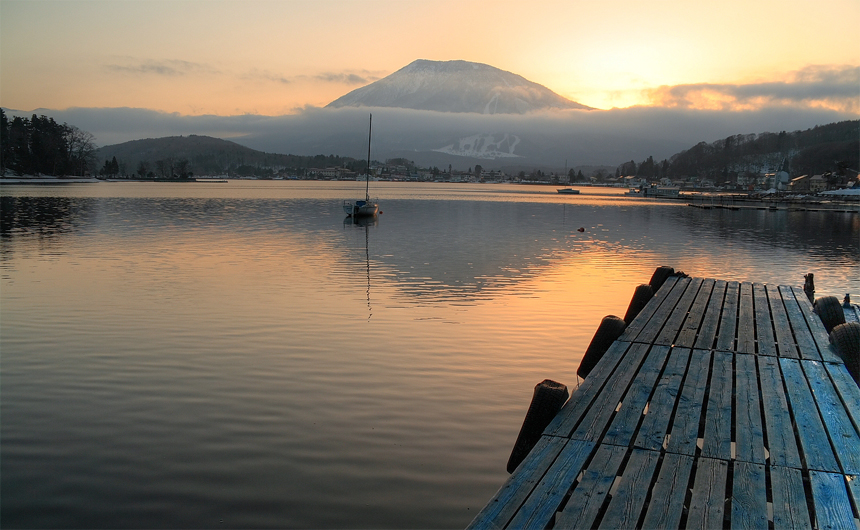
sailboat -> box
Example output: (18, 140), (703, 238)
(344, 114), (379, 217)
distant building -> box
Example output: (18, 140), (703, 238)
(809, 174), (826, 193)
(789, 175), (810, 192)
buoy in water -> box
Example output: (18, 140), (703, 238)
(577, 227), (585, 232)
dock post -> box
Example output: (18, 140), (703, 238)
(804, 273), (815, 303)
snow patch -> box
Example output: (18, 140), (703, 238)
(433, 133), (522, 159)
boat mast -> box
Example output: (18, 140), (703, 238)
(366, 114), (372, 202)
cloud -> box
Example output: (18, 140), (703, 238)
(4, 99), (852, 168)
(242, 69), (292, 85)
(645, 65), (860, 114)
(105, 58), (216, 77)
(315, 72), (370, 84)
(310, 69), (384, 85)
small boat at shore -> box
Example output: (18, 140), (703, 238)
(344, 114), (379, 218)
(557, 188), (580, 195)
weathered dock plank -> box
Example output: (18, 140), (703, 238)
(757, 355), (802, 468)
(665, 349), (711, 456)
(731, 461), (768, 529)
(656, 277), (704, 346)
(466, 435), (568, 530)
(504, 438), (595, 530)
(801, 360), (860, 474)
(598, 448), (661, 529)
(633, 347), (691, 451)
(553, 444), (626, 529)
(737, 282), (756, 354)
(767, 283), (799, 358)
(734, 354), (765, 464)
(602, 345), (669, 446)
(701, 351), (733, 460)
(769, 466), (812, 529)
(808, 471), (856, 530)
(632, 277), (692, 345)
(752, 283), (776, 356)
(790, 286), (841, 363)
(779, 358), (840, 472)
(639, 453), (694, 529)
(676, 278), (716, 348)
(778, 285), (821, 361)
(694, 279), (727, 350)
(716, 281), (739, 351)
(687, 457), (728, 530)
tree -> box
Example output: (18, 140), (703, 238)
(0, 109), (9, 175)
(64, 125), (97, 176)
(137, 161), (150, 178)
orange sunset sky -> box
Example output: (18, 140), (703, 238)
(1, 0), (858, 117)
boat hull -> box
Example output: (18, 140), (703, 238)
(343, 200), (378, 217)
(557, 188), (580, 194)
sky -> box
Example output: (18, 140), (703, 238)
(2, 0), (859, 117)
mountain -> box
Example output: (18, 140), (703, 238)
(94, 135), (359, 176)
(326, 59), (591, 114)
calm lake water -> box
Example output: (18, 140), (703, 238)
(2, 181), (858, 529)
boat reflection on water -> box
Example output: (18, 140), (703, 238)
(344, 214), (378, 320)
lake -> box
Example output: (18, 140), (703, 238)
(2, 181), (858, 528)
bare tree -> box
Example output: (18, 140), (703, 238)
(64, 125), (97, 176)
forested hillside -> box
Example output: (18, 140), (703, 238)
(94, 135), (362, 178)
(615, 120), (859, 184)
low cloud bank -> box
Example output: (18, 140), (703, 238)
(4, 103), (854, 167)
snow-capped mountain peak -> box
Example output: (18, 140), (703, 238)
(326, 59), (591, 114)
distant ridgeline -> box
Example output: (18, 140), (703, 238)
(93, 135), (364, 179)
(617, 120), (859, 183)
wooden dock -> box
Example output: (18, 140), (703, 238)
(468, 276), (860, 529)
